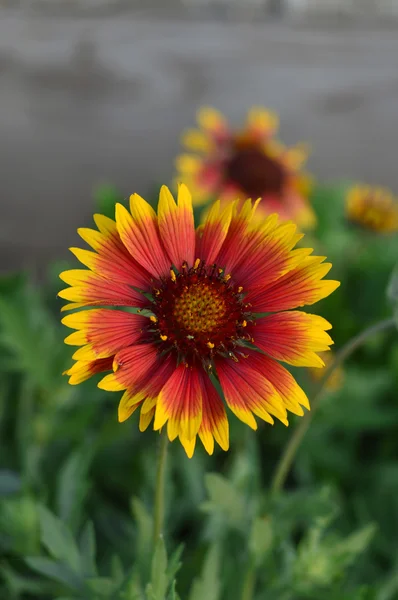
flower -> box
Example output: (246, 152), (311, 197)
(176, 106), (316, 228)
(60, 185), (339, 457)
(346, 184), (398, 233)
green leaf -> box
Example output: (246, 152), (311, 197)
(38, 505), (81, 573)
(202, 473), (245, 529)
(0, 470), (21, 496)
(334, 523), (376, 563)
(57, 448), (92, 530)
(146, 537), (168, 600)
(293, 519), (376, 593)
(79, 522), (97, 577)
(0, 494), (40, 555)
(378, 566), (398, 600)
(120, 568), (145, 600)
(110, 555), (125, 587)
(132, 497), (153, 571)
(168, 580), (181, 600)
(188, 544), (221, 600)
(25, 557), (84, 592)
(167, 545), (183, 583)
(249, 517), (274, 565)
(0, 282), (67, 391)
(86, 577), (116, 596)
(0, 563), (60, 597)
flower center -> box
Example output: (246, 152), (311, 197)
(173, 283), (227, 335)
(226, 145), (285, 198)
(149, 261), (252, 367)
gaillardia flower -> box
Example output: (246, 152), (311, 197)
(60, 185), (339, 457)
(346, 184), (398, 233)
(176, 106), (316, 228)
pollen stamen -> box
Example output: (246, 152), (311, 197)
(149, 259), (253, 365)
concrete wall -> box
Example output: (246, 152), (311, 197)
(1, 8), (398, 273)
(3, 0), (398, 19)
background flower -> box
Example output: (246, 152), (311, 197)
(346, 184), (398, 233)
(176, 106), (316, 228)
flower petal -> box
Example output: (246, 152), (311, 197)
(175, 154), (203, 176)
(99, 343), (160, 392)
(179, 435), (196, 459)
(118, 388), (147, 422)
(181, 128), (213, 153)
(139, 406), (156, 432)
(196, 200), (233, 266)
(76, 214), (150, 289)
(115, 195), (170, 279)
(247, 350), (310, 415)
(59, 269), (145, 309)
(62, 309), (147, 361)
(63, 357), (113, 385)
(246, 107), (279, 138)
(154, 364), (203, 443)
(247, 255), (340, 313)
(198, 371), (229, 454)
(217, 199), (308, 293)
(230, 221), (309, 292)
(217, 357), (288, 428)
(253, 311), (333, 368)
(158, 184), (195, 269)
(117, 353), (176, 423)
(197, 106), (228, 138)
(216, 199), (261, 274)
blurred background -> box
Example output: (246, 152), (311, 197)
(2, 0), (398, 273)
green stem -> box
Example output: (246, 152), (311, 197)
(153, 431), (168, 546)
(241, 561), (256, 600)
(270, 317), (395, 496)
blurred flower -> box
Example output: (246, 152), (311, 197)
(346, 184), (398, 233)
(59, 185), (339, 457)
(309, 351), (344, 392)
(176, 106), (316, 228)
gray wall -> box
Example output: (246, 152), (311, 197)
(1, 6), (398, 273)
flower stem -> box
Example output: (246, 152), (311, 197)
(270, 317), (395, 496)
(241, 561), (256, 600)
(153, 431), (168, 546)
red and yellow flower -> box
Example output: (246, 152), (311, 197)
(60, 185), (339, 457)
(346, 184), (398, 233)
(176, 106), (316, 228)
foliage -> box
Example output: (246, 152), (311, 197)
(0, 182), (397, 599)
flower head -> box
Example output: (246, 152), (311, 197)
(176, 106), (316, 228)
(60, 185), (339, 457)
(346, 184), (398, 233)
